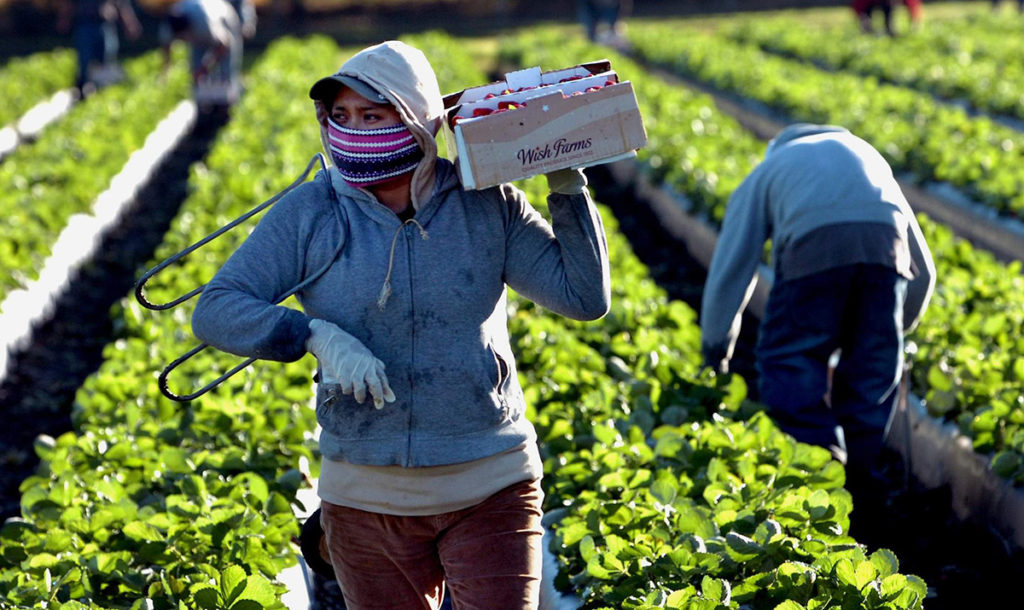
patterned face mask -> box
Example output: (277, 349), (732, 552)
(326, 117), (424, 188)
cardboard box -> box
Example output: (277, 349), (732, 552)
(442, 60), (647, 190)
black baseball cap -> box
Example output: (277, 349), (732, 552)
(309, 73), (388, 104)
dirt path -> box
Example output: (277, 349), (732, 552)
(0, 109), (228, 521)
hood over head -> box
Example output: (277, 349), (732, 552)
(310, 40), (445, 210)
(765, 123), (848, 157)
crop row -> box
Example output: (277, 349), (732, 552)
(725, 11), (1024, 122)
(0, 48), (189, 304)
(0, 36), (339, 608)
(0, 48), (75, 130)
(624, 20), (1024, 222)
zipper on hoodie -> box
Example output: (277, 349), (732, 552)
(403, 223), (417, 468)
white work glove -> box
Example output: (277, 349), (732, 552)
(545, 167), (588, 195)
(305, 319), (396, 409)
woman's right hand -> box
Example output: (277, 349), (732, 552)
(305, 319), (396, 409)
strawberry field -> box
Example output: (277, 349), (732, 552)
(2, 2), (1024, 609)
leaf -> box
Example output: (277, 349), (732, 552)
(235, 574), (277, 606)
(835, 558), (857, 588)
(220, 565), (248, 604)
(579, 535), (598, 562)
(275, 468), (304, 494)
(854, 559), (877, 589)
(663, 589), (696, 610)
(265, 492), (293, 515)
(28, 552), (59, 569)
(804, 489), (831, 520)
(558, 520), (591, 546)
(700, 575), (728, 603)
(754, 518), (782, 545)
(193, 585), (221, 609)
(586, 554), (613, 580)
(879, 573), (908, 600)
(123, 521), (164, 542)
(605, 534), (631, 558)
(159, 447), (193, 474)
(650, 478), (678, 506)
(926, 364), (952, 392)
(991, 450), (1021, 478)
(869, 548), (900, 578)
(0, 517), (37, 540)
(593, 423), (620, 446)
(725, 531), (762, 560)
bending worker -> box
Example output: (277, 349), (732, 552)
(160, 0), (241, 108)
(700, 123), (935, 472)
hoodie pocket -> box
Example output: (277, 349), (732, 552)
(489, 343), (512, 420)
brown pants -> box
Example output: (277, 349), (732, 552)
(320, 478), (545, 609)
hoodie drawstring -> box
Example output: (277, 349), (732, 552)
(378, 218), (429, 310)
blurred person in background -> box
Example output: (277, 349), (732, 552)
(225, 0), (256, 65)
(852, 0), (895, 35)
(224, 0), (256, 99)
(699, 124), (935, 484)
(577, 0), (631, 50)
(56, 0), (142, 97)
(853, 0), (923, 35)
(991, 0), (1024, 13)
(227, 0), (256, 39)
(903, 0), (924, 27)
(159, 0), (240, 110)
(190, 39), (610, 609)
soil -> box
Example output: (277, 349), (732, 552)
(0, 108), (229, 521)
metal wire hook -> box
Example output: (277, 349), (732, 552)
(135, 153), (335, 402)
(134, 152), (329, 310)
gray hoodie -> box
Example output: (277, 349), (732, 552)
(700, 124), (935, 367)
(191, 41), (611, 468)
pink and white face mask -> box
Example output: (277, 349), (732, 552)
(326, 117), (424, 188)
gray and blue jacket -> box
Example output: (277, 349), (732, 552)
(700, 124), (935, 367)
(191, 42), (611, 468)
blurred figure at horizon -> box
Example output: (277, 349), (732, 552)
(160, 0), (241, 112)
(225, 0), (257, 48)
(852, 0), (895, 36)
(902, 0), (923, 28)
(991, 0), (1024, 13)
(56, 0), (142, 98)
(577, 0), (631, 51)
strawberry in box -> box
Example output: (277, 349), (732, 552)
(442, 60), (647, 190)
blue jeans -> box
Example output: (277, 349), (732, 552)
(756, 264), (907, 462)
(576, 0), (621, 41)
(73, 20), (117, 90)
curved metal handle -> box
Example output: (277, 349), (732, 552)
(157, 343), (258, 402)
(139, 153), (332, 402)
(134, 153), (329, 310)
